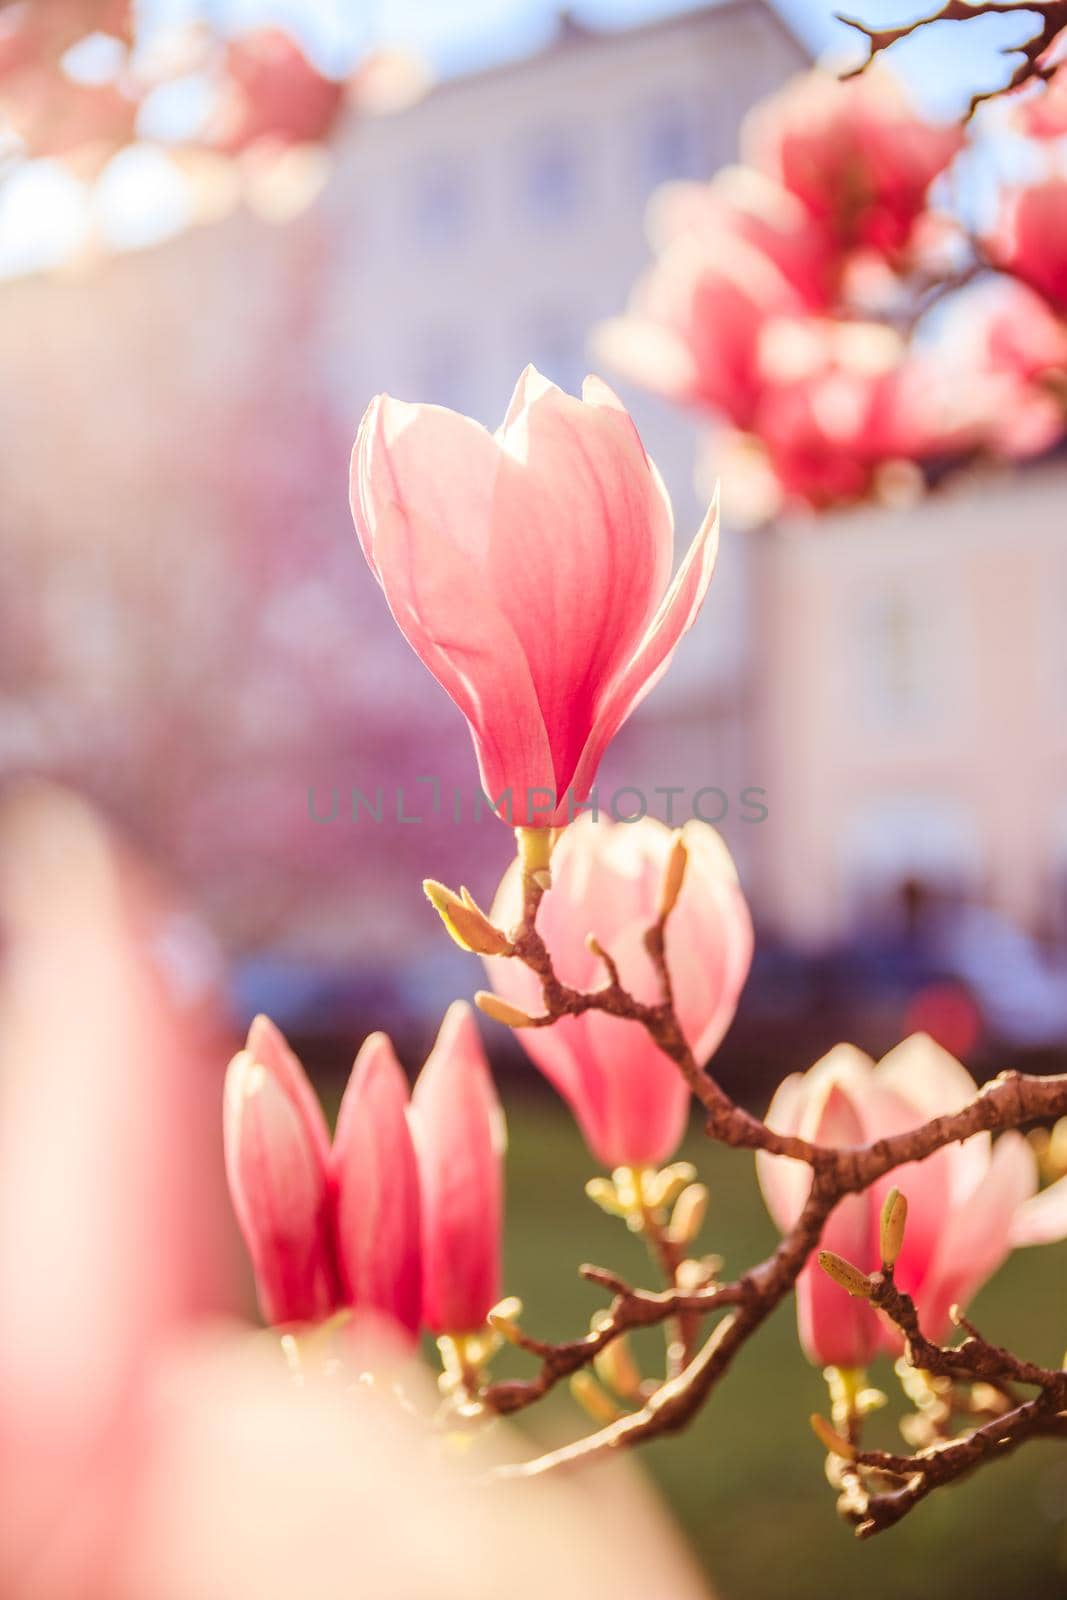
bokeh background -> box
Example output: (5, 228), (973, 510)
(3, 1), (1067, 1594)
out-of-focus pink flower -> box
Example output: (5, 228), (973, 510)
(743, 70), (963, 260)
(331, 1032), (422, 1338)
(207, 27), (345, 154)
(747, 318), (974, 512)
(646, 166), (836, 307)
(758, 1036), (1047, 1366)
(409, 1002), (504, 1334)
(987, 178), (1067, 316)
(350, 368), (718, 827)
(941, 280), (1067, 461)
(224, 1017), (340, 1328)
(485, 817), (753, 1170)
(595, 234), (809, 425)
(0, 791), (712, 1600)
(1017, 64), (1067, 138)
(0, 788), (236, 1597)
(128, 1334), (713, 1600)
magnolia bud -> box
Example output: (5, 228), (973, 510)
(585, 1177), (626, 1218)
(474, 990), (539, 1029)
(668, 1183), (709, 1246)
(423, 880), (512, 956)
(817, 1250), (873, 1299)
(880, 1187), (908, 1270)
(594, 1337), (644, 1403)
(657, 832), (688, 920)
(570, 1370), (623, 1424)
(809, 1413), (857, 1461)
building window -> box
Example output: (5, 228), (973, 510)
(412, 162), (471, 249)
(520, 136), (581, 223)
(855, 580), (940, 729)
(640, 100), (704, 191)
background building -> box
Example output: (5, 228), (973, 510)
(3, 0), (1065, 1058)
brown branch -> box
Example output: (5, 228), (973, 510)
(838, 3), (1067, 116)
(469, 840), (1067, 1513)
(483, 1273), (744, 1416)
(823, 1270), (1067, 1534)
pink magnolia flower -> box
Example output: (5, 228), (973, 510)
(646, 166), (836, 307)
(350, 368), (718, 827)
(409, 1002), (505, 1334)
(208, 27), (345, 154)
(940, 281), (1067, 461)
(224, 1016), (340, 1327)
(742, 70), (963, 260)
(332, 1032), (422, 1338)
(225, 1018), (423, 1337)
(1017, 64), (1067, 139)
(987, 178), (1067, 317)
(484, 816), (753, 1170)
(757, 1037), (1045, 1367)
(748, 318), (975, 512)
(595, 233), (810, 425)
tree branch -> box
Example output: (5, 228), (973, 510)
(838, 3), (1067, 116)
(468, 842), (1067, 1516)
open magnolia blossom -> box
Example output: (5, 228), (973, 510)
(484, 815), (753, 1169)
(757, 1036), (1061, 1369)
(349, 367), (718, 826)
(224, 1002), (502, 1342)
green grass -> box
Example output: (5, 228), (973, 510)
(496, 1086), (1067, 1600)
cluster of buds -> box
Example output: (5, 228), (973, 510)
(223, 1001), (503, 1347)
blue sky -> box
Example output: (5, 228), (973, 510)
(282, 0), (1049, 117)
(135, 0), (1053, 116)
(0, 0), (1046, 275)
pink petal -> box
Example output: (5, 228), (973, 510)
(567, 491), (719, 813)
(874, 1033), (979, 1122)
(755, 1074), (809, 1232)
(794, 1081), (881, 1368)
(331, 1032), (422, 1338)
(224, 1047), (339, 1327)
(350, 393), (499, 578)
(1011, 1174), (1067, 1248)
(489, 368), (674, 799)
(246, 1013), (332, 1169)
(409, 1002), (504, 1334)
(369, 500), (554, 820)
(915, 1131), (1037, 1341)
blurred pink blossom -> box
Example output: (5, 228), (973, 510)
(0, 787), (236, 1596)
(987, 178), (1067, 317)
(742, 70), (963, 261)
(742, 319), (976, 513)
(0, 792), (708, 1600)
(350, 368), (718, 827)
(485, 817), (753, 1170)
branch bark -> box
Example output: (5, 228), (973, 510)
(838, 3), (1067, 115)
(472, 843), (1067, 1521)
